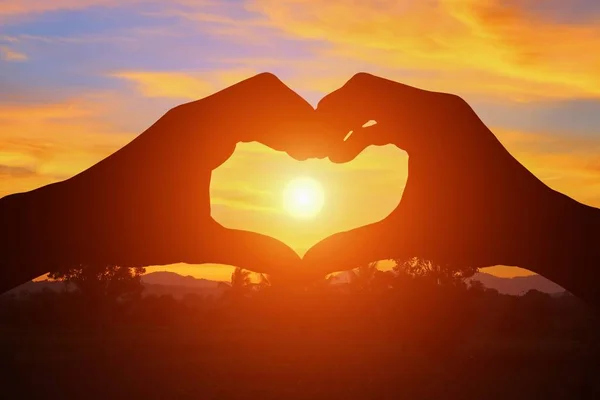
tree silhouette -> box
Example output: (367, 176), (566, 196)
(372, 270), (395, 291)
(230, 267), (252, 297)
(469, 279), (486, 294)
(256, 273), (271, 291)
(348, 261), (379, 291)
(48, 264), (145, 302)
(393, 257), (477, 287)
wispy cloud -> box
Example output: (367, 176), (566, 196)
(0, 95), (134, 196)
(211, 186), (281, 214)
(245, 0), (600, 100)
(495, 128), (600, 206)
(111, 71), (214, 99)
(0, 45), (27, 61)
(0, 0), (132, 21)
(0, 164), (36, 178)
(110, 68), (259, 99)
(0, 0), (217, 21)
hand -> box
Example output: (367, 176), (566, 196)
(304, 73), (600, 301)
(0, 73), (326, 290)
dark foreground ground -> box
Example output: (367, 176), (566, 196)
(1, 288), (600, 399)
(2, 325), (600, 399)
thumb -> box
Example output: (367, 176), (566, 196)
(303, 220), (404, 276)
(203, 225), (302, 277)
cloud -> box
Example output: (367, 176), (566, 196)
(245, 0), (600, 100)
(3, 0), (600, 102)
(0, 100), (93, 120)
(210, 186), (280, 213)
(111, 71), (214, 100)
(164, 7), (279, 45)
(0, 0), (133, 21)
(0, 0), (218, 22)
(0, 95), (134, 197)
(110, 68), (259, 99)
(0, 164), (36, 178)
(0, 45), (27, 61)
(494, 128), (600, 206)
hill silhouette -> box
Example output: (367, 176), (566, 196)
(6, 271), (564, 298)
(471, 272), (564, 296)
(141, 271), (224, 288)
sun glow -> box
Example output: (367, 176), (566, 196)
(283, 177), (325, 219)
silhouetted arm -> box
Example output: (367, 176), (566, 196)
(306, 73), (600, 310)
(527, 196), (600, 308)
(0, 73), (318, 294)
(0, 183), (74, 293)
(0, 191), (49, 293)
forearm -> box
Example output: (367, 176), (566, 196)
(0, 183), (76, 293)
(527, 196), (600, 309)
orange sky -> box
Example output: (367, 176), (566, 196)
(2, 0), (600, 281)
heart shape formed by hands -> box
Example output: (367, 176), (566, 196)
(3, 73), (598, 303)
(210, 140), (405, 266)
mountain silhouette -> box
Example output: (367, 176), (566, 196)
(141, 271), (223, 288)
(470, 272), (564, 296)
(4, 271), (565, 298)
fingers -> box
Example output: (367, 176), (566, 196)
(205, 72), (335, 160)
(302, 220), (406, 277)
(317, 73), (456, 161)
(316, 73), (399, 162)
(317, 73), (380, 136)
(199, 224), (303, 277)
(249, 74), (336, 160)
(268, 112), (335, 161)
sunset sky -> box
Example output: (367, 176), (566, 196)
(2, 0), (600, 281)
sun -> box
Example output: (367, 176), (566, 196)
(283, 177), (325, 219)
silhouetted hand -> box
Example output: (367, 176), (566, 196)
(0, 73), (325, 292)
(305, 73), (600, 306)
